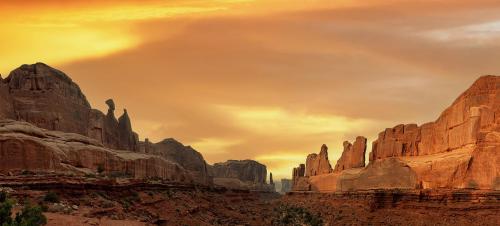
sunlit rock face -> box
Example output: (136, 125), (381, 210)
(0, 120), (190, 182)
(2, 63), (139, 151)
(305, 144), (333, 176)
(0, 63), (214, 185)
(369, 75), (499, 190)
(293, 75), (499, 192)
(333, 136), (367, 173)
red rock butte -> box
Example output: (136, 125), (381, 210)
(291, 75), (499, 192)
(0, 63), (274, 191)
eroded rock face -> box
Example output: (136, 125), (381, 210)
(0, 120), (191, 182)
(370, 75), (498, 160)
(305, 144), (333, 176)
(211, 160), (274, 191)
(138, 138), (211, 184)
(0, 79), (14, 119)
(2, 63), (139, 152)
(213, 160), (267, 184)
(292, 75), (499, 192)
(369, 75), (499, 190)
(333, 136), (367, 172)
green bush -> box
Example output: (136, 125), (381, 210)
(43, 192), (59, 203)
(0, 192), (47, 226)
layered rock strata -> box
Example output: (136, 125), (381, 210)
(211, 160), (274, 191)
(1, 63), (139, 151)
(0, 63), (213, 185)
(139, 138), (211, 185)
(292, 75), (499, 191)
(0, 120), (191, 182)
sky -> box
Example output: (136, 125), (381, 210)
(1, 0), (500, 180)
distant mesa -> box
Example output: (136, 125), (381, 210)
(292, 75), (499, 192)
(210, 159), (275, 192)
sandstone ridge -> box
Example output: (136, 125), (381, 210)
(292, 75), (499, 192)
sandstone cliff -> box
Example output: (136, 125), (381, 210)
(292, 75), (499, 191)
(139, 138), (211, 185)
(0, 120), (191, 182)
(333, 136), (367, 172)
(213, 160), (267, 183)
(1, 63), (139, 152)
(305, 144), (333, 176)
(212, 160), (274, 191)
(0, 63), (214, 185)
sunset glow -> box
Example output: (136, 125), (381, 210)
(2, 0), (500, 180)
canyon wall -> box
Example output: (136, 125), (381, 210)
(0, 120), (192, 182)
(292, 75), (499, 191)
(139, 138), (211, 185)
(1, 63), (139, 151)
(0, 63), (213, 185)
(211, 160), (274, 191)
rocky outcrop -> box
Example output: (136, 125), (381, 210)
(212, 160), (275, 191)
(305, 144), (332, 176)
(292, 75), (499, 192)
(333, 136), (367, 172)
(138, 138), (211, 185)
(0, 77), (14, 119)
(370, 75), (498, 160)
(0, 63), (214, 185)
(2, 63), (139, 152)
(213, 160), (267, 184)
(292, 164), (305, 183)
(0, 120), (191, 182)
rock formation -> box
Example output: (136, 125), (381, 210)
(138, 138), (211, 184)
(305, 144), (333, 176)
(0, 120), (191, 182)
(0, 63), (213, 185)
(270, 172), (274, 185)
(0, 77), (14, 119)
(333, 136), (367, 172)
(211, 160), (274, 191)
(1, 63), (139, 152)
(213, 160), (267, 184)
(292, 75), (499, 191)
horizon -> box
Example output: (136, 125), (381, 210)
(2, 0), (500, 181)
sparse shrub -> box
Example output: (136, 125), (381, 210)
(272, 204), (323, 226)
(44, 191), (59, 203)
(0, 192), (47, 226)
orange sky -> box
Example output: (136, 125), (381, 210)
(1, 0), (500, 180)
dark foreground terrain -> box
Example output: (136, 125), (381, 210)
(1, 175), (499, 226)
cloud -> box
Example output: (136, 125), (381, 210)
(3, 0), (500, 180)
